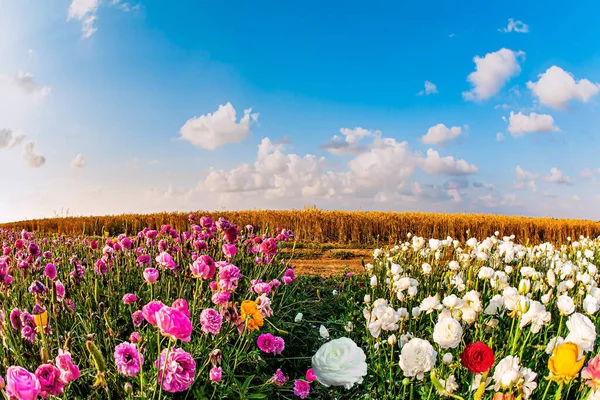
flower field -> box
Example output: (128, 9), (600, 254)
(2, 215), (600, 399)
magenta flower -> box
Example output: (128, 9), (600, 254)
(137, 254), (151, 266)
(44, 263), (57, 280)
(114, 342), (144, 377)
(55, 350), (80, 383)
(55, 280), (65, 302)
(200, 216), (213, 228)
(95, 258), (108, 275)
(273, 336), (285, 355)
(130, 331), (141, 343)
(211, 291), (231, 306)
(90, 240), (98, 250)
(268, 369), (288, 386)
(143, 268), (159, 284)
(35, 364), (64, 399)
(190, 255), (216, 279)
(28, 280), (47, 295)
(172, 299), (190, 318)
(305, 368), (317, 382)
(156, 252), (176, 270)
(251, 281), (271, 295)
(122, 293), (137, 305)
(132, 310), (144, 327)
(217, 264), (242, 292)
(145, 229), (158, 239)
(156, 306), (192, 342)
(282, 268), (295, 284)
(155, 348), (196, 393)
(222, 244), (237, 259)
(10, 308), (21, 330)
(200, 308), (223, 335)
(257, 333), (276, 353)
(293, 380), (310, 399)
(142, 301), (165, 326)
(6, 366), (40, 400)
(209, 367), (222, 382)
(260, 238), (278, 257)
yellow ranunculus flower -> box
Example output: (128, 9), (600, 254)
(240, 300), (264, 332)
(34, 310), (48, 329)
(548, 342), (585, 383)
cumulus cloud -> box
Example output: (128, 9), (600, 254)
(70, 153), (85, 168)
(515, 165), (537, 181)
(418, 81), (438, 96)
(179, 102), (258, 150)
(67, 0), (100, 38)
(526, 66), (600, 110)
(580, 168), (600, 180)
(545, 167), (572, 185)
(463, 48), (525, 101)
(421, 123), (463, 146)
(23, 141), (45, 168)
(500, 18), (529, 33)
(420, 149), (478, 176)
(0, 129), (25, 149)
(13, 72), (51, 98)
(319, 127), (379, 155)
(507, 111), (559, 137)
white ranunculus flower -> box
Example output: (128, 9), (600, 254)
(294, 312), (303, 322)
(492, 356), (521, 390)
(545, 336), (564, 355)
(319, 325), (330, 339)
(519, 300), (551, 333)
(466, 238), (478, 248)
(433, 318), (463, 349)
(584, 295), (600, 315)
(557, 294), (576, 315)
(411, 306), (421, 318)
(420, 296), (442, 314)
(364, 294), (371, 304)
(478, 267), (495, 280)
(442, 353), (453, 364)
(399, 338), (437, 380)
(429, 239), (441, 251)
(311, 337), (367, 389)
(442, 294), (464, 309)
(422, 263), (432, 275)
(448, 261), (460, 271)
(565, 312), (597, 353)
(370, 275), (378, 288)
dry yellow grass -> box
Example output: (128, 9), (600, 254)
(2, 209), (599, 245)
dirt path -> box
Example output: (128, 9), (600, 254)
(282, 247), (370, 276)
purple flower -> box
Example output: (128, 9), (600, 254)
(200, 309), (223, 335)
(143, 268), (159, 284)
(217, 264), (242, 292)
(114, 342), (144, 377)
(282, 268), (295, 284)
(209, 367), (222, 382)
(155, 348), (196, 393)
(137, 254), (151, 266)
(35, 364), (65, 399)
(132, 310), (145, 327)
(94, 258), (108, 275)
(211, 291), (231, 306)
(293, 380), (310, 399)
(268, 369), (288, 386)
(44, 264), (57, 280)
(10, 308), (21, 330)
(257, 333), (276, 353)
(200, 217), (213, 228)
(28, 280), (47, 295)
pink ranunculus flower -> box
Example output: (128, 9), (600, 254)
(211, 291), (231, 306)
(273, 336), (285, 355)
(583, 355), (600, 390)
(114, 342), (144, 377)
(269, 369), (288, 386)
(222, 244), (237, 259)
(143, 267), (159, 283)
(209, 367), (222, 382)
(257, 333), (276, 353)
(130, 331), (141, 343)
(55, 280), (65, 302)
(6, 366), (41, 400)
(172, 299), (190, 318)
(55, 350), (80, 383)
(132, 310), (144, 327)
(217, 264), (242, 292)
(156, 306), (192, 342)
(155, 252), (176, 270)
(200, 308), (223, 335)
(155, 348), (196, 393)
(190, 255), (216, 279)
(293, 380), (310, 399)
(35, 364), (64, 399)
(44, 263), (57, 280)
(305, 368), (317, 382)
(142, 301), (165, 326)
(122, 293), (137, 305)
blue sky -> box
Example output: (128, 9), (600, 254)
(1, 0), (600, 222)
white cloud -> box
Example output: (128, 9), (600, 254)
(580, 168), (600, 180)
(0, 129), (25, 149)
(463, 48), (525, 101)
(420, 149), (478, 176)
(418, 81), (438, 96)
(23, 141), (45, 168)
(421, 124), (463, 146)
(179, 102), (258, 150)
(320, 127), (379, 155)
(501, 18), (529, 33)
(515, 165), (536, 181)
(67, 0), (100, 38)
(545, 167), (572, 185)
(507, 111), (559, 137)
(13, 72), (51, 98)
(70, 153), (85, 168)
(526, 66), (600, 110)
(496, 132), (505, 141)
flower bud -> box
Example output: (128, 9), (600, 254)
(387, 334), (397, 346)
(124, 383), (133, 395)
(518, 279), (531, 295)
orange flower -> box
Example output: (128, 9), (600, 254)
(34, 310), (48, 330)
(240, 300), (264, 331)
(548, 342), (585, 384)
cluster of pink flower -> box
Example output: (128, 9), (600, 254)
(268, 368), (316, 399)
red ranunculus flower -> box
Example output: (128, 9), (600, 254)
(460, 341), (495, 374)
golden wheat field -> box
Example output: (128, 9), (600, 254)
(2, 209), (599, 245)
